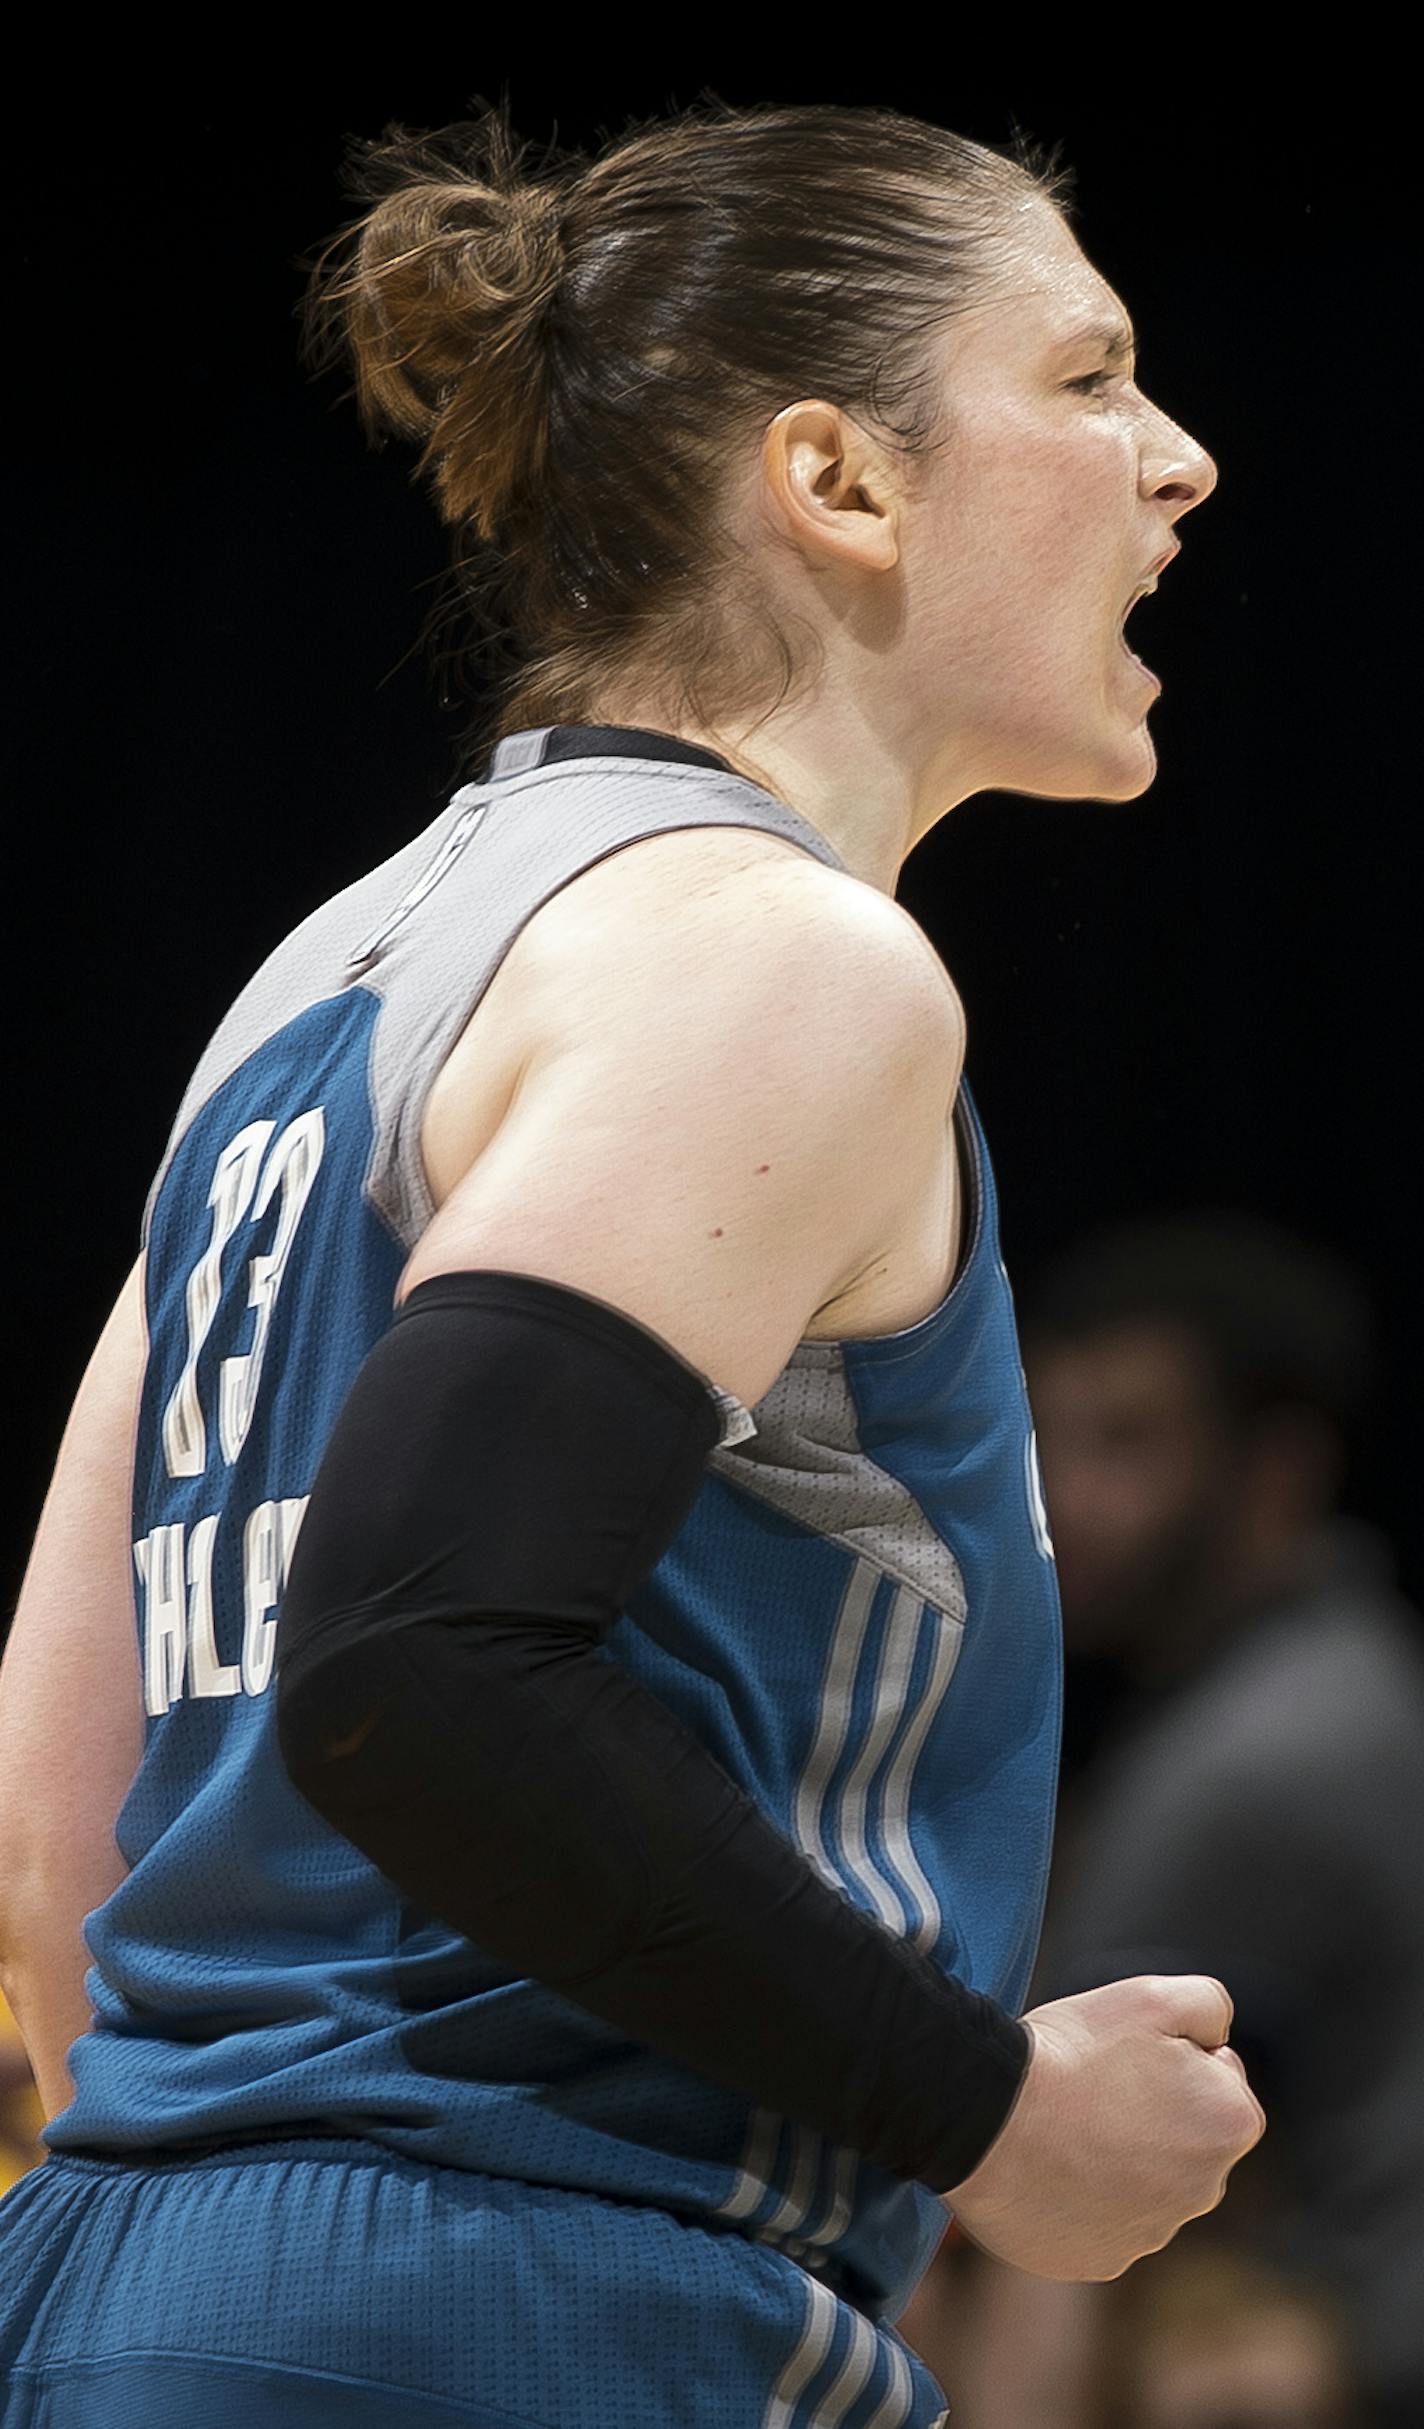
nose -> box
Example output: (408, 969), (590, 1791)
(1155, 436), (1219, 519)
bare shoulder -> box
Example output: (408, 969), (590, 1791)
(401, 822), (965, 1395)
(516, 821), (964, 1051)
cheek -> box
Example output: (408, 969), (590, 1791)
(921, 417), (1130, 668)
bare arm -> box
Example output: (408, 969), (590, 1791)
(957, 2256), (1106, 2429)
(898, 2237), (1106, 2429)
(0, 1929), (106, 2125)
(0, 1256), (147, 2122)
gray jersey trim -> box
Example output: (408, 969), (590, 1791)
(138, 752), (853, 1452)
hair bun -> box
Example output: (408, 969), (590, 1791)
(299, 108), (569, 536)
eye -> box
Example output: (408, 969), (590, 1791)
(1067, 368), (1119, 395)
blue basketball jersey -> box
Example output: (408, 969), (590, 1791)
(43, 724), (1063, 2330)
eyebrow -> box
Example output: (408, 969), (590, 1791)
(1055, 317), (1137, 362)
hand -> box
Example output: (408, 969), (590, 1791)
(941, 1974), (1266, 2282)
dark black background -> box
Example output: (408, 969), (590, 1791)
(8, 50), (1415, 1623)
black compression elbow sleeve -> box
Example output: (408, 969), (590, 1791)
(275, 1270), (1031, 2195)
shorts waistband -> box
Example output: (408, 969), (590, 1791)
(43, 2131), (883, 2316)
(46, 2126), (400, 2175)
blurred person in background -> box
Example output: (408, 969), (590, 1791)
(905, 2217), (1365, 2428)
(900, 1210), (1424, 2428)
(1101, 2237), (1365, 2429)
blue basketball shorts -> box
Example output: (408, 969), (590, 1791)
(0, 2135), (951, 2427)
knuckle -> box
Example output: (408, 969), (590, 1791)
(1136, 1974), (1173, 2024)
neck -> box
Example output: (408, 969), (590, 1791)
(585, 693), (959, 898)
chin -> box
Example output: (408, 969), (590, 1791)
(988, 687), (1164, 803)
(1071, 702), (1161, 799)
(1006, 736), (1159, 805)
(1059, 1578), (1142, 1658)
(1098, 746), (1159, 799)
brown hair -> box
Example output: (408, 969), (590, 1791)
(297, 90), (1075, 781)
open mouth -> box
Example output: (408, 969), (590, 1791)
(1116, 585), (1159, 681)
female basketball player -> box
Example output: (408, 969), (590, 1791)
(0, 94), (1260, 2428)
